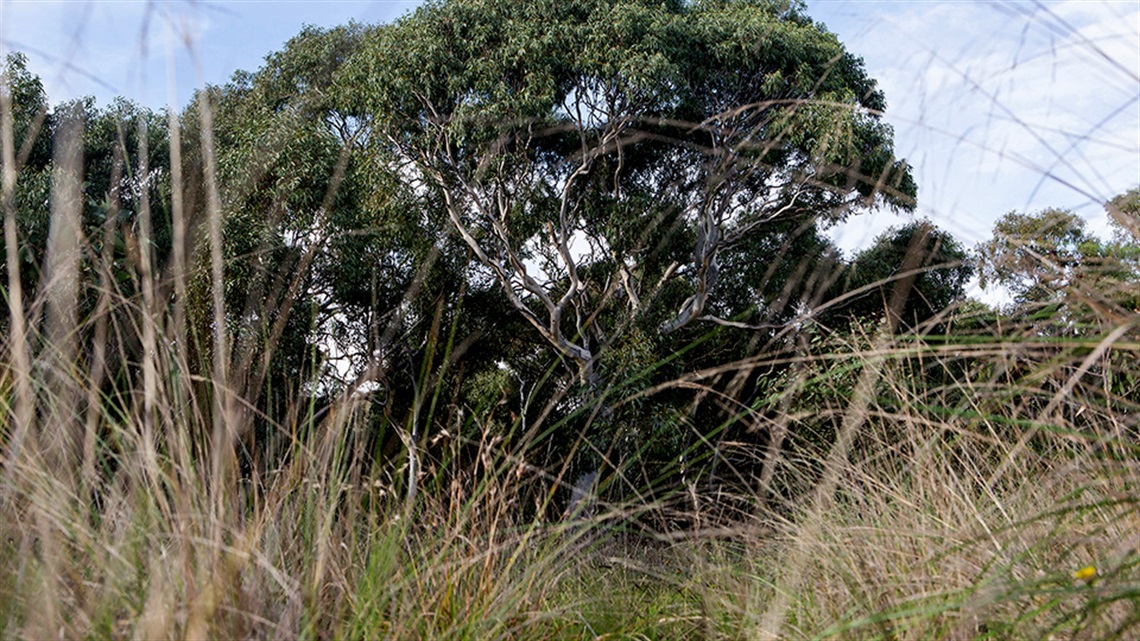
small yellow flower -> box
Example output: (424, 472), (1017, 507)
(1073, 565), (1097, 582)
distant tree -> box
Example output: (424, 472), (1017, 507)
(978, 206), (1139, 327)
(1, 53), (53, 321)
(0, 53), (51, 170)
(0, 57), (175, 473)
(0, 54), (171, 352)
(826, 220), (973, 332)
(978, 208), (1093, 305)
(1107, 186), (1140, 243)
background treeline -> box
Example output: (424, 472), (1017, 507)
(2, 7), (1138, 516)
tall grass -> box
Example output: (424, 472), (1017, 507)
(1, 5), (1138, 641)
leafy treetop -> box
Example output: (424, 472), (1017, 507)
(337, 0), (916, 387)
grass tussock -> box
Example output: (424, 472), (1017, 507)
(14, 326), (1128, 641)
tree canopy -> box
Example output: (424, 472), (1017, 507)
(828, 220), (973, 332)
(978, 207), (1140, 328)
(337, 0), (917, 388)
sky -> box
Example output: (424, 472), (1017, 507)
(1, 0), (1137, 286)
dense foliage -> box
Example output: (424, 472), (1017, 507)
(0, 0), (1132, 515)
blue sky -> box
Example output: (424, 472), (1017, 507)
(1, 0), (1137, 277)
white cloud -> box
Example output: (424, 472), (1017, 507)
(813, 0), (1139, 253)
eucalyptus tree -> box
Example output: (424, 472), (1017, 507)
(1, 53), (54, 325)
(0, 55), (171, 348)
(1107, 187), (1139, 241)
(979, 206), (1140, 323)
(972, 202), (1140, 429)
(333, 0), (917, 497)
(176, 24), (386, 471)
(825, 220), (973, 332)
(339, 0), (916, 399)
